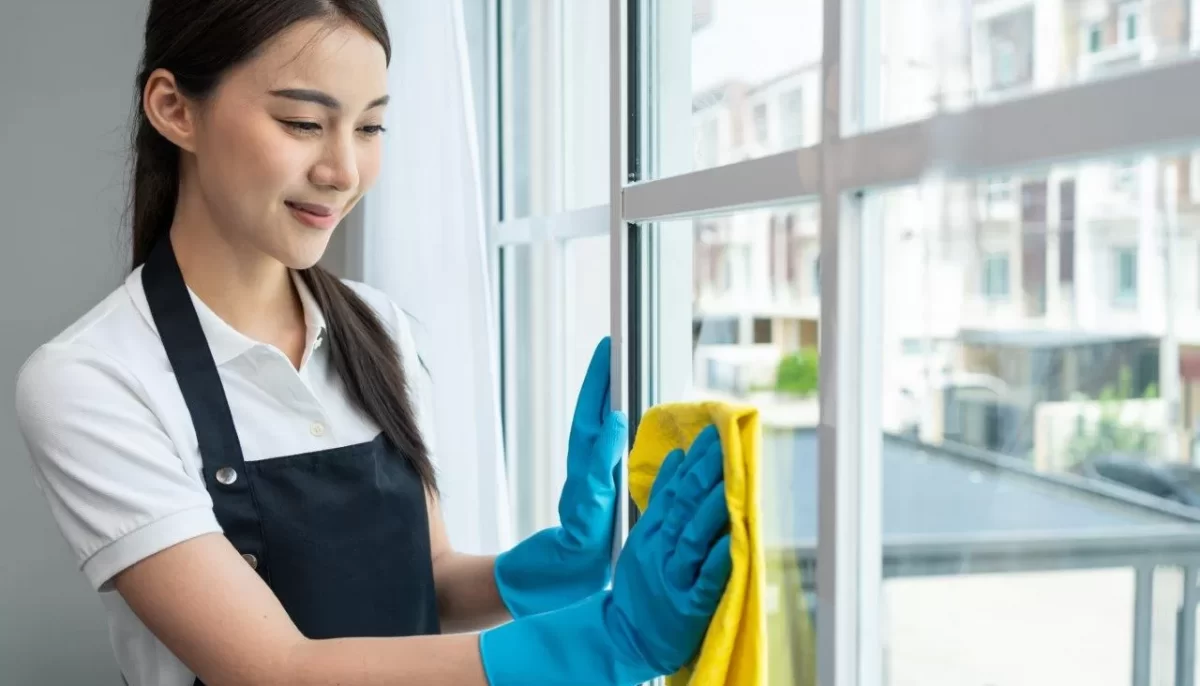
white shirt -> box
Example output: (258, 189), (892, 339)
(14, 266), (438, 686)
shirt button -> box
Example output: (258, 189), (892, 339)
(242, 553), (258, 570)
(215, 467), (238, 485)
(310, 422), (326, 437)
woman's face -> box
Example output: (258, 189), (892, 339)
(174, 19), (390, 269)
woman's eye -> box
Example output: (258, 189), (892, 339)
(359, 125), (388, 136)
(282, 120), (321, 134)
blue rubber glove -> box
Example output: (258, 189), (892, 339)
(480, 425), (733, 686)
(493, 336), (627, 617)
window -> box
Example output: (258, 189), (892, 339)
(753, 317), (773, 344)
(981, 176), (1015, 219)
(489, 1), (1200, 683)
(785, 213), (800, 284)
(986, 9), (1035, 92)
(985, 177), (1012, 204)
(1118, 2), (1140, 44)
(1114, 247), (1138, 304)
(876, 154), (1190, 682)
(779, 87), (804, 149)
(1059, 179), (1076, 285)
(981, 253), (1011, 299)
(993, 40), (1018, 87)
(877, 0), (1196, 129)
(752, 101), (769, 145)
(645, 0), (822, 180)
(1087, 23), (1104, 53)
(695, 316), (739, 346)
(1113, 159), (1139, 196)
(495, 0), (610, 538)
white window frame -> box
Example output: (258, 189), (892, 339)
(485, 0), (1200, 684)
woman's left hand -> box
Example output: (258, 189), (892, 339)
(493, 337), (627, 618)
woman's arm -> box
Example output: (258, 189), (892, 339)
(425, 491), (513, 633)
(115, 532), (491, 686)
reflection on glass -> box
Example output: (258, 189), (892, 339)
(648, 0), (823, 180)
(877, 149), (1200, 684)
(877, 0), (1198, 127)
(657, 204), (820, 685)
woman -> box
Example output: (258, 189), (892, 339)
(13, 1), (732, 685)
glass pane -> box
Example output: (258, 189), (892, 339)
(500, 0), (608, 219)
(875, 147), (1200, 683)
(644, 0), (824, 181)
(501, 237), (612, 541)
(874, 0), (1197, 128)
(649, 204), (821, 684)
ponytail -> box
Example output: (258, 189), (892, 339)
(129, 106), (180, 268)
(299, 268), (439, 494)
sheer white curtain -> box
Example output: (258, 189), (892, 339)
(361, 0), (511, 555)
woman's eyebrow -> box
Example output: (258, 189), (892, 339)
(269, 88), (390, 111)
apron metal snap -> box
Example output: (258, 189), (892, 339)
(242, 553), (258, 570)
(215, 467), (238, 485)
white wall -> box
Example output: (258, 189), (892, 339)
(0, 1), (149, 683)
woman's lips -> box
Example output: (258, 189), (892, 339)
(286, 201), (338, 230)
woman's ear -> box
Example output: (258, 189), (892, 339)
(142, 68), (198, 153)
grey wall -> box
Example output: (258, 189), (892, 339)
(1, 1), (146, 684)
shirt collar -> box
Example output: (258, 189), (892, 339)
(291, 270), (328, 360)
(131, 267), (329, 367)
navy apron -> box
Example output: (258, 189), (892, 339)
(140, 238), (441, 686)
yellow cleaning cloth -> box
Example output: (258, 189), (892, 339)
(629, 401), (765, 686)
(629, 401), (816, 686)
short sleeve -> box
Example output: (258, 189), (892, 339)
(15, 343), (220, 592)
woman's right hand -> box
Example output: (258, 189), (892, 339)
(479, 425), (732, 686)
(607, 424), (731, 674)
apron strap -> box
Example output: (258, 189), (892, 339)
(141, 237), (269, 584)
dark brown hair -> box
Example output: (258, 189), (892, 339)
(129, 0), (438, 495)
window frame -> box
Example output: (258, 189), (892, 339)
(485, 1), (1200, 684)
